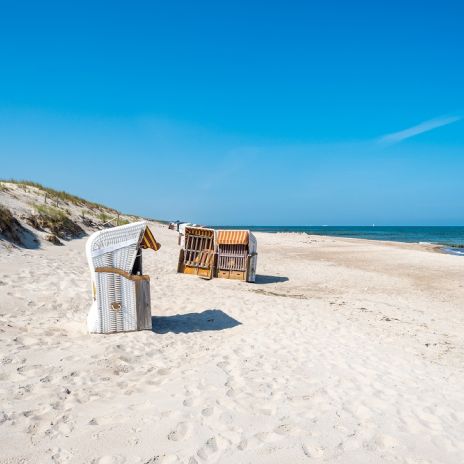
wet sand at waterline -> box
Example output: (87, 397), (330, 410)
(1, 225), (464, 463)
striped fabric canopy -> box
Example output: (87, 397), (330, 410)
(140, 226), (161, 251)
(185, 226), (215, 238)
(217, 230), (249, 245)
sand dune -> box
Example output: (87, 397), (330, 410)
(1, 225), (464, 463)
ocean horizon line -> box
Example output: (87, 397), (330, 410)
(205, 225), (464, 249)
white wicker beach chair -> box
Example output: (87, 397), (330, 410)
(86, 221), (160, 334)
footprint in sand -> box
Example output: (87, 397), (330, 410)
(167, 422), (189, 441)
(302, 442), (325, 458)
(157, 367), (171, 376)
(276, 422), (300, 436)
(216, 360), (230, 371)
(183, 397), (201, 407)
(50, 447), (74, 463)
(201, 407), (214, 417)
(237, 439), (248, 451)
(91, 456), (126, 464)
(196, 437), (219, 460)
(145, 456), (179, 464)
(372, 433), (400, 450)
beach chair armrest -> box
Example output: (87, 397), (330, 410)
(95, 267), (150, 282)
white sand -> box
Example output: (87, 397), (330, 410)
(1, 225), (464, 463)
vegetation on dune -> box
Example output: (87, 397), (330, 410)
(44, 234), (63, 246)
(1, 179), (167, 226)
(33, 203), (68, 219)
(0, 180), (168, 248)
(1, 179), (118, 213)
(97, 211), (111, 224)
(0, 205), (27, 246)
(28, 203), (85, 240)
(96, 212), (132, 226)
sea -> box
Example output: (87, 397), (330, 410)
(211, 226), (464, 256)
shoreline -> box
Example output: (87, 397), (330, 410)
(211, 225), (464, 251)
(249, 229), (462, 256)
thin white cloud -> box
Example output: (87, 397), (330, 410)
(379, 115), (461, 144)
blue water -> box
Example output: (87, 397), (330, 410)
(211, 226), (464, 254)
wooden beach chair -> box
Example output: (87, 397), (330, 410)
(177, 226), (216, 279)
(86, 221), (161, 333)
(216, 230), (258, 282)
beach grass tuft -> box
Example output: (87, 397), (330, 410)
(33, 203), (68, 219)
(29, 203), (85, 239)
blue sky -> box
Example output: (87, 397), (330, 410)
(1, 1), (463, 225)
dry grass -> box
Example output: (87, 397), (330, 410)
(0, 205), (25, 245)
(28, 204), (85, 240)
(97, 211), (112, 223)
(2, 179), (168, 225)
(33, 203), (68, 220)
(1, 179), (117, 213)
(0, 205), (15, 229)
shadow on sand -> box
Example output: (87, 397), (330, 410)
(18, 229), (41, 249)
(0, 221), (41, 250)
(254, 274), (289, 284)
(152, 309), (241, 334)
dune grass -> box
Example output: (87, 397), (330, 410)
(30, 203), (84, 239)
(1, 179), (117, 212)
(33, 203), (68, 219)
(97, 211), (111, 223)
(1, 179), (167, 224)
(0, 205), (25, 245)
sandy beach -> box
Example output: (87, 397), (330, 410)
(1, 223), (464, 463)
(1, 0), (463, 461)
